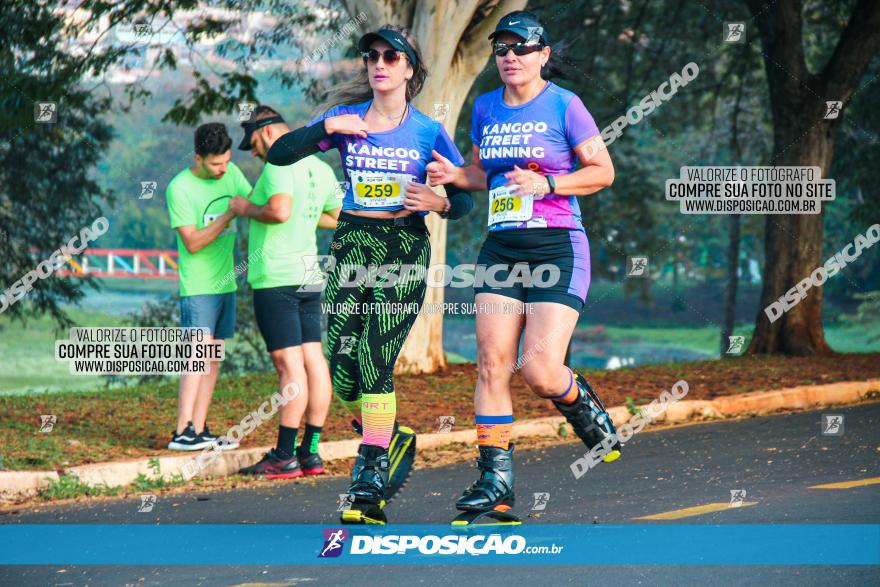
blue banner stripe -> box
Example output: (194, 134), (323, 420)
(0, 525), (877, 565)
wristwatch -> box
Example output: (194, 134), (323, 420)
(439, 198), (452, 219)
(545, 175), (556, 194)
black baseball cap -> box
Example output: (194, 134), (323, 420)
(238, 115), (285, 150)
(488, 11), (550, 45)
(358, 29), (419, 69)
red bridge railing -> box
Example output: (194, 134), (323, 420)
(56, 249), (179, 280)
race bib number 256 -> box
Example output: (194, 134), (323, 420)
(488, 185), (533, 225)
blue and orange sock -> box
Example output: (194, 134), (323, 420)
(476, 414), (513, 450)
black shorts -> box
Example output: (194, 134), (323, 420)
(253, 286), (323, 352)
(474, 228), (590, 312)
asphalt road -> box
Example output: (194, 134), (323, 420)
(2, 402), (878, 586)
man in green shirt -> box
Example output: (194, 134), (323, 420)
(231, 105), (341, 478)
(165, 122), (253, 451)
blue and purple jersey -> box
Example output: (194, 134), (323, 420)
(308, 102), (465, 214)
(470, 82), (600, 231)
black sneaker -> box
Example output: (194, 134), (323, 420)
(296, 446), (325, 475)
(167, 422), (212, 451)
(197, 424), (239, 450)
(238, 449), (303, 479)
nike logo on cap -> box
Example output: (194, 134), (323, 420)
(509, 20), (520, 24)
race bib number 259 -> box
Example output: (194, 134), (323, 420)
(352, 171), (413, 207)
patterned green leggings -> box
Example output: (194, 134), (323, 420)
(324, 218), (430, 405)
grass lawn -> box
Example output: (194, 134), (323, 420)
(94, 278), (177, 294)
(0, 309), (127, 395)
(1, 352), (878, 471)
(600, 321), (880, 355)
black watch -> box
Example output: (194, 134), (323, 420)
(545, 175), (556, 194)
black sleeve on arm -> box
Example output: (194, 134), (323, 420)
(266, 123), (328, 166)
(444, 182), (473, 220)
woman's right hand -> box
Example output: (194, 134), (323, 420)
(324, 115), (368, 138)
(426, 150), (460, 186)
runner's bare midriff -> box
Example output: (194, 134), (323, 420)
(345, 208), (413, 219)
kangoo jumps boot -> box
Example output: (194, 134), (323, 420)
(341, 444), (390, 524)
(453, 444), (519, 526)
(350, 419), (416, 501)
(554, 372), (622, 463)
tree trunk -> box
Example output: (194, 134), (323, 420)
(743, 0), (880, 355)
(748, 124), (835, 355)
(721, 214), (740, 356)
(394, 79), (477, 374)
(343, 0), (527, 373)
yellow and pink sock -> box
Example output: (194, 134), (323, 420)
(361, 392), (396, 449)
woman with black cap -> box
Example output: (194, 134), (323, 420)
(268, 24), (471, 524)
(427, 10), (619, 525)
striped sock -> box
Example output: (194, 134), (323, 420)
(476, 414), (513, 450)
(545, 368), (579, 405)
(361, 392), (396, 449)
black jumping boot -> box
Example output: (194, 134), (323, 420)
(452, 444), (520, 526)
(348, 443), (390, 504)
(554, 372), (622, 462)
(456, 444), (516, 511)
(350, 419), (416, 501)
(341, 444), (391, 525)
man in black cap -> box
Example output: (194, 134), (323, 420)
(230, 105), (342, 478)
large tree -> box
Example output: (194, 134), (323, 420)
(0, 1), (117, 327)
(339, 0), (528, 373)
(744, 0), (880, 355)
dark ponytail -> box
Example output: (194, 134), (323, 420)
(541, 40), (575, 81)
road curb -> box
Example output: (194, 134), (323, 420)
(2, 378), (878, 502)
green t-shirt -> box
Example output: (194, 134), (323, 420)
(166, 162), (252, 297)
(247, 157), (341, 289)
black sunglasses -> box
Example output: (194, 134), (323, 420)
(492, 41), (545, 57)
(361, 48), (406, 65)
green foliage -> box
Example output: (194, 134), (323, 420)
(0, 0), (334, 331)
(625, 396), (648, 417)
(39, 462), (185, 501)
(41, 474), (121, 500)
(132, 457), (185, 490)
(841, 292), (880, 341)
(0, 1), (116, 327)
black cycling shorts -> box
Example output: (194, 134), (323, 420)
(253, 286), (323, 352)
(474, 228), (590, 312)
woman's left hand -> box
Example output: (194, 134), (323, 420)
(403, 181), (445, 212)
(504, 165), (550, 199)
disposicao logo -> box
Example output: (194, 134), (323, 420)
(319, 528), (348, 558)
